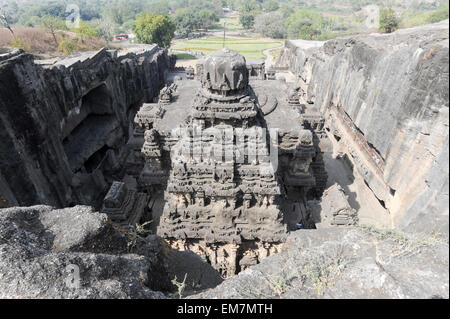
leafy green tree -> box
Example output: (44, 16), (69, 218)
(173, 8), (201, 38)
(199, 9), (218, 31)
(254, 11), (286, 38)
(379, 8), (399, 33)
(132, 13), (175, 48)
(31, 2), (66, 19)
(240, 12), (255, 29)
(238, 0), (260, 30)
(41, 15), (67, 46)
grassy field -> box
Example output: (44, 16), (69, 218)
(173, 52), (197, 60)
(172, 37), (283, 59)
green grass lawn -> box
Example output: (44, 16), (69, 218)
(172, 37), (283, 59)
(173, 52), (197, 60)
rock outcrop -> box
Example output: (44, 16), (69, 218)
(0, 204), (223, 298)
(277, 20), (449, 234)
(0, 47), (175, 209)
(191, 226), (449, 299)
(0, 205), (169, 298)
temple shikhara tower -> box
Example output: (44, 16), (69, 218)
(131, 48), (328, 276)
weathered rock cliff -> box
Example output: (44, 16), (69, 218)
(0, 47), (175, 209)
(278, 20), (449, 233)
(0, 205), (222, 298)
(0, 205), (169, 298)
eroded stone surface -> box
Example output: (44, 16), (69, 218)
(190, 227), (449, 299)
(134, 48), (328, 276)
(0, 204), (224, 298)
(0, 205), (168, 298)
(278, 20), (449, 234)
(0, 47), (175, 209)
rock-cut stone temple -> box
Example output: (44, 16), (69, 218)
(134, 48), (328, 277)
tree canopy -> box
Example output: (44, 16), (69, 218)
(379, 8), (400, 33)
(132, 12), (175, 47)
(238, 0), (261, 29)
(285, 9), (332, 40)
(254, 11), (286, 38)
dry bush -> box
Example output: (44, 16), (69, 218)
(0, 27), (56, 54)
(0, 26), (112, 56)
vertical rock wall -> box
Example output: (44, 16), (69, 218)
(0, 48), (175, 208)
(278, 21), (449, 233)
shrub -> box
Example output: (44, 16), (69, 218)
(58, 38), (79, 55)
(11, 39), (31, 52)
(71, 20), (98, 41)
(379, 8), (400, 33)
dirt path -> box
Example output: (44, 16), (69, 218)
(262, 44), (284, 68)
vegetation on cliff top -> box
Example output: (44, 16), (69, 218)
(0, 0), (448, 56)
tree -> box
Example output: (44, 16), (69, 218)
(238, 0), (260, 30)
(173, 8), (201, 38)
(0, 7), (15, 38)
(92, 18), (115, 43)
(379, 8), (399, 33)
(41, 15), (67, 46)
(286, 9), (331, 40)
(240, 12), (255, 29)
(132, 13), (175, 48)
(254, 12), (286, 39)
(199, 9), (218, 31)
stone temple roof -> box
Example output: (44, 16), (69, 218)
(201, 48), (249, 93)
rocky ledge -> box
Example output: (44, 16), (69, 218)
(191, 226), (449, 299)
(277, 20), (449, 234)
(0, 205), (222, 298)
